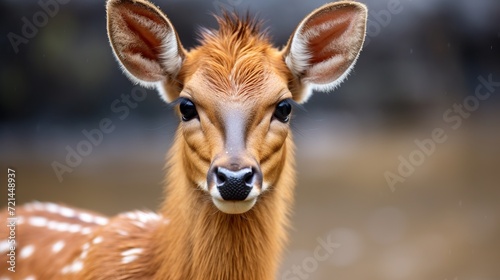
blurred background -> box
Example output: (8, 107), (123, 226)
(1, 0), (499, 279)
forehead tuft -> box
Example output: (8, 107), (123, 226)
(183, 12), (287, 97)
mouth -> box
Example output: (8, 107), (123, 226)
(208, 184), (261, 214)
(211, 197), (257, 214)
(199, 180), (260, 214)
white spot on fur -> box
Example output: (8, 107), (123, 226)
(24, 276), (36, 280)
(92, 236), (103, 244)
(27, 201), (44, 211)
(28, 216), (48, 227)
(94, 216), (109, 226)
(122, 211), (161, 226)
(61, 260), (83, 274)
(0, 240), (11, 253)
(52, 241), (65, 253)
(23, 201), (41, 212)
(60, 207), (76, 218)
(36, 202), (47, 210)
(55, 222), (70, 232)
(45, 203), (60, 213)
(136, 211), (161, 223)
(68, 224), (82, 233)
(20, 245), (35, 259)
(26, 215), (93, 235)
(121, 248), (143, 264)
(47, 220), (57, 229)
(42, 220), (87, 234)
(81, 227), (92, 235)
(137, 213), (149, 223)
(121, 255), (139, 264)
(0, 276), (12, 280)
(117, 230), (129, 236)
(125, 212), (138, 220)
(80, 249), (88, 259)
(78, 213), (94, 223)
(79, 242), (90, 260)
(122, 248), (143, 256)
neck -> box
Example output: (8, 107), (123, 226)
(152, 131), (295, 280)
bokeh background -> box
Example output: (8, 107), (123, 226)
(1, 0), (500, 279)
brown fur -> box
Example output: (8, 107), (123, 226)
(149, 16), (297, 278)
(0, 1), (367, 279)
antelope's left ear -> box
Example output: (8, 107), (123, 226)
(106, 0), (186, 102)
(284, 1), (367, 103)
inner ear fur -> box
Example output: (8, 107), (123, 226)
(106, 0), (185, 102)
(284, 1), (367, 103)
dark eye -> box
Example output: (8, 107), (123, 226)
(273, 100), (292, 123)
(179, 99), (198, 121)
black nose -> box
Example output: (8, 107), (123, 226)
(215, 167), (256, 201)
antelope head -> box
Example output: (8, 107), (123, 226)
(107, 0), (367, 214)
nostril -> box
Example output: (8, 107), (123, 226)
(243, 169), (254, 186)
(215, 168), (227, 186)
(217, 174), (226, 182)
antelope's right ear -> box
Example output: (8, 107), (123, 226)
(284, 1), (367, 103)
(106, 0), (185, 102)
